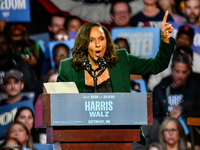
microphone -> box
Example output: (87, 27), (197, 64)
(97, 57), (107, 76)
(81, 56), (93, 77)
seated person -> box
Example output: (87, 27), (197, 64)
(0, 69), (29, 106)
(158, 117), (187, 150)
(5, 122), (36, 150)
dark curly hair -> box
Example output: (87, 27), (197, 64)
(72, 22), (118, 71)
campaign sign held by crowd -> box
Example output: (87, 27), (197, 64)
(0, 0), (30, 22)
(111, 27), (160, 58)
(0, 100), (34, 137)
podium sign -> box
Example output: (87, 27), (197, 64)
(36, 93), (152, 149)
(49, 93), (148, 126)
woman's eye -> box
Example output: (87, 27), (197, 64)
(100, 37), (104, 41)
(90, 39), (93, 42)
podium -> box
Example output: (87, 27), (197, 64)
(35, 93), (153, 150)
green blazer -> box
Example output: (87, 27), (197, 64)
(57, 38), (176, 93)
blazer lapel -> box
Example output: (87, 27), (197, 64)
(108, 63), (123, 92)
(74, 69), (86, 93)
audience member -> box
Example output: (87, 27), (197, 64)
(0, 70), (29, 106)
(158, 0), (186, 23)
(153, 48), (199, 123)
(65, 15), (83, 32)
(0, 31), (37, 92)
(147, 25), (200, 91)
(184, 0), (200, 26)
(54, 29), (70, 41)
(0, 137), (22, 150)
(110, 1), (132, 27)
(114, 37), (130, 53)
(5, 122), (36, 150)
(176, 25), (194, 47)
(52, 43), (70, 70)
(130, 0), (173, 27)
(158, 117), (187, 150)
(48, 12), (66, 41)
(146, 142), (163, 150)
(5, 22), (45, 80)
(43, 69), (59, 83)
(14, 107), (46, 144)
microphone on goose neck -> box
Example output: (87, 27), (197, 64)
(97, 57), (107, 77)
(81, 56), (94, 77)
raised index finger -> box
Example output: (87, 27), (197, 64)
(162, 10), (169, 24)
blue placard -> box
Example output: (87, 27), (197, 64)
(0, 0), (30, 22)
(0, 100), (34, 138)
(169, 21), (200, 54)
(29, 32), (51, 59)
(48, 39), (75, 68)
(111, 27), (160, 58)
(34, 143), (55, 150)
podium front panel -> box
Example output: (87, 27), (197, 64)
(49, 93), (148, 126)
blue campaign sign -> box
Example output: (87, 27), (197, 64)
(169, 21), (200, 54)
(34, 143), (55, 150)
(29, 32), (51, 59)
(49, 39), (75, 68)
(0, 0), (30, 22)
(111, 27), (160, 58)
(0, 100), (34, 138)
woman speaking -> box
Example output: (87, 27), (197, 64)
(57, 11), (175, 93)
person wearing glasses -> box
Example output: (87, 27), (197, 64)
(158, 117), (187, 150)
(54, 29), (70, 41)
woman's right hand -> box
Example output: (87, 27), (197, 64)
(22, 53), (37, 66)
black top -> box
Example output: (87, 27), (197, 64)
(85, 78), (113, 93)
(130, 10), (173, 27)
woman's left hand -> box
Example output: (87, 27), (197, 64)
(161, 11), (174, 44)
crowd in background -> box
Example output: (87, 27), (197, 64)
(0, 0), (200, 150)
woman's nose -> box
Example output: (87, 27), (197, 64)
(95, 41), (101, 47)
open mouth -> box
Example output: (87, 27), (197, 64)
(96, 50), (101, 53)
(95, 51), (101, 57)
